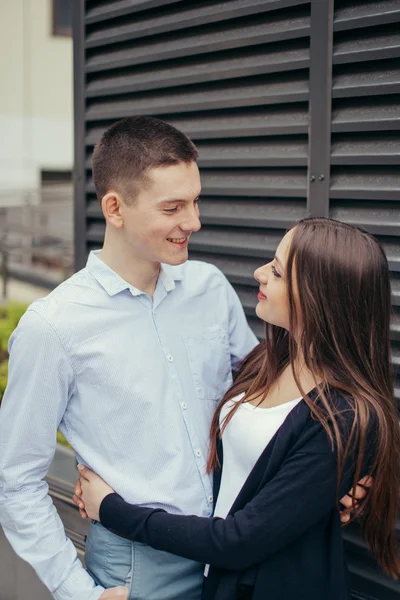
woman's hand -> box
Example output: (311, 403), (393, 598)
(339, 475), (372, 523)
(74, 464), (115, 522)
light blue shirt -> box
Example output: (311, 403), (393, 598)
(0, 251), (257, 600)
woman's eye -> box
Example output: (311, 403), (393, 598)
(271, 265), (281, 278)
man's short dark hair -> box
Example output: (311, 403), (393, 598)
(92, 116), (199, 204)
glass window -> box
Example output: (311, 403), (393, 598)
(53, 0), (72, 37)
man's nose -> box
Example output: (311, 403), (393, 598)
(181, 208), (201, 233)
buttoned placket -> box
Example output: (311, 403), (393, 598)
(145, 277), (214, 516)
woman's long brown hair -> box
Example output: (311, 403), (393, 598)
(207, 217), (400, 578)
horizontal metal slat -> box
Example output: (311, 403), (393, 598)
(188, 252), (262, 287)
(392, 312), (400, 342)
(383, 241), (400, 273)
(86, 0), (310, 45)
(331, 135), (400, 165)
(85, 106), (309, 145)
(85, 45), (310, 98)
(188, 227), (283, 259)
(247, 315), (265, 340)
(86, 222), (105, 244)
(346, 551), (400, 600)
(332, 63), (400, 98)
(329, 168), (400, 201)
(167, 107), (309, 139)
(86, 0), (183, 25)
(85, 75), (309, 120)
(196, 138), (308, 168)
(331, 99), (400, 133)
(200, 169), (308, 198)
(329, 202), (400, 237)
(334, 0), (400, 32)
(198, 197), (305, 229)
(392, 344), (400, 368)
(86, 15), (310, 73)
(234, 284), (258, 312)
(333, 30), (400, 65)
(392, 277), (400, 306)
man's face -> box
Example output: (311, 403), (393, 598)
(119, 161), (202, 266)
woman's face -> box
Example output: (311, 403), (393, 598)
(254, 229), (294, 330)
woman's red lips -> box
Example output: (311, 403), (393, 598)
(257, 291), (267, 301)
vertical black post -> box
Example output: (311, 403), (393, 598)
(73, 0), (87, 271)
(307, 0), (334, 217)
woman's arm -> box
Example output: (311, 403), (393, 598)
(80, 422), (359, 571)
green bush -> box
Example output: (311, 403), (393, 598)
(0, 302), (28, 407)
(0, 302), (70, 448)
(57, 430), (71, 448)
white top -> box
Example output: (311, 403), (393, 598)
(214, 393), (303, 519)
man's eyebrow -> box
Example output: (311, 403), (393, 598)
(157, 193), (202, 206)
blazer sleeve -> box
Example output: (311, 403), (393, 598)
(100, 419), (362, 571)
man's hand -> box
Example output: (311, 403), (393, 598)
(75, 465), (115, 522)
(100, 586), (128, 599)
(339, 476), (372, 523)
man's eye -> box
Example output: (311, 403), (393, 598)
(164, 207), (178, 214)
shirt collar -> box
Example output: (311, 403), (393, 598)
(86, 250), (184, 297)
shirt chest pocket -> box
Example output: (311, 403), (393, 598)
(183, 326), (233, 401)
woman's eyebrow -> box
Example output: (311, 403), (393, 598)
(274, 255), (284, 269)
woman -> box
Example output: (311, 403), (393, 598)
(75, 218), (400, 600)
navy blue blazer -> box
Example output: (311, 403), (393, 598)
(100, 390), (372, 600)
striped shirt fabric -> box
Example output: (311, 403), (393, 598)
(0, 251), (258, 600)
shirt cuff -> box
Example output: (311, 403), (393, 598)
(53, 562), (105, 600)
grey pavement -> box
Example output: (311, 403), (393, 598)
(0, 277), (50, 305)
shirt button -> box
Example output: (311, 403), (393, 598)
(208, 495), (214, 504)
(196, 449), (202, 458)
(166, 354), (173, 362)
(182, 402), (188, 410)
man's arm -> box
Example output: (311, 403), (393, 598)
(0, 308), (104, 600)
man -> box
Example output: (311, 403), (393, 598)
(0, 116), (361, 600)
(0, 117), (258, 600)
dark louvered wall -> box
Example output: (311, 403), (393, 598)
(76, 0), (313, 342)
(330, 4), (400, 598)
(73, 1), (400, 598)
(331, 0), (400, 413)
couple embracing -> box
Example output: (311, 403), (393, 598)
(0, 117), (399, 600)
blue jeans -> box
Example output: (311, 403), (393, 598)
(85, 521), (204, 600)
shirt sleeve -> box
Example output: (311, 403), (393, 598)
(99, 419), (358, 572)
(0, 308), (104, 600)
(221, 273), (259, 370)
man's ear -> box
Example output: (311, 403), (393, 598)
(101, 192), (124, 228)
